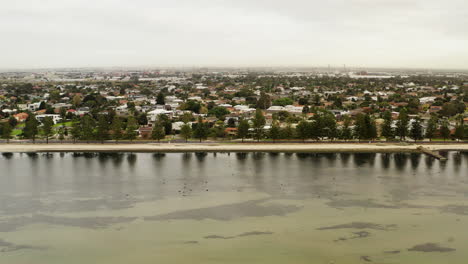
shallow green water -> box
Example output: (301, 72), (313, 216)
(0, 152), (467, 263)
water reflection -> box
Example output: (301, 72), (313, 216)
(353, 153), (376, 167)
(2, 152), (13, 159)
(195, 152), (208, 161)
(127, 153), (137, 169)
(410, 153), (421, 171)
(394, 153), (408, 171)
(152, 153), (166, 160)
(236, 152), (248, 160)
(380, 153), (391, 169)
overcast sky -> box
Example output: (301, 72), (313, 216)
(1, 0), (467, 69)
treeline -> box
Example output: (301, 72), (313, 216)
(1, 109), (466, 143)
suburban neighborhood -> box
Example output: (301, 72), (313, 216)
(0, 68), (467, 143)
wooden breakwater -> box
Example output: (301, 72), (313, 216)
(417, 146), (448, 161)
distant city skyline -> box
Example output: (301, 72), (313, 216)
(1, 0), (467, 70)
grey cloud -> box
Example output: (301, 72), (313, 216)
(0, 0), (467, 69)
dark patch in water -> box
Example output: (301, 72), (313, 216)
(204, 235), (235, 239)
(237, 231), (273, 237)
(408, 243), (455, 252)
(326, 199), (398, 209)
(318, 222), (394, 231)
(352, 231), (371, 238)
(360, 256), (372, 262)
(0, 239), (46, 252)
(183, 241), (199, 244)
(384, 250), (400, 254)
(440, 205), (468, 215)
(334, 231), (371, 242)
(333, 237), (348, 242)
(144, 199), (301, 221)
(0, 195), (142, 215)
(389, 187), (415, 202)
(0, 214), (137, 232)
(204, 231), (273, 240)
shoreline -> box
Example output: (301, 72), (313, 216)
(1, 143), (468, 153)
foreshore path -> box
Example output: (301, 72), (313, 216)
(1, 143), (467, 153)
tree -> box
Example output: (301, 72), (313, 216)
(156, 92), (165, 105)
(369, 117), (377, 140)
(425, 116), (438, 141)
(439, 120), (451, 141)
(95, 115), (110, 143)
(395, 108), (409, 141)
(256, 92), (271, 109)
(298, 98), (309, 105)
(42, 117), (54, 144)
(321, 112), (338, 141)
(181, 112), (193, 124)
(23, 114), (39, 143)
(110, 116), (123, 143)
(440, 100), (465, 117)
(309, 117), (321, 141)
(72, 94), (82, 107)
(454, 114), (465, 141)
(410, 118), (423, 142)
(158, 114), (173, 135)
(58, 126), (65, 143)
(269, 121), (281, 142)
(1, 122), (12, 143)
(454, 124), (465, 141)
(208, 106), (230, 119)
(8, 117), (17, 128)
(227, 118), (236, 128)
(60, 108), (67, 119)
(38, 101), (46, 110)
(354, 113), (375, 141)
(296, 120), (309, 142)
(209, 122), (226, 140)
(151, 122), (166, 142)
(252, 109), (266, 142)
(70, 117), (82, 143)
(137, 113), (148, 126)
(125, 116), (139, 141)
(281, 123), (295, 139)
(272, 97), (294, 106)
(81, 115), (95, 143)
(180, 123), (192, 142)
(193, 116), (209, 142)
(340, 118), (353, 141)
(182, 100), (201, 113)
(313, 94), (321, 106)
(237, 118), (250, 142)
(381, 111), (394, 140)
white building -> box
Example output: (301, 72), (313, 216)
(36, 114), (62, 124)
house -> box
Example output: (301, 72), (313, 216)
(14, 112), (29, 122)
(28, 102), (42, 112)
(225, 127), (238, 136)
(138, 126), (153, 139)
(147, 109), (173, 123)
(76, 107), (90, 115)
(429, 106), (442, 113)
(36, 114), (62, 124)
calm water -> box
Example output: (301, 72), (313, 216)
(0, 151), (467, 264)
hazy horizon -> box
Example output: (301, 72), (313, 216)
(1, 0), (467, 70)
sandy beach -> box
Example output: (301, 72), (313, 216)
(0, 143), (467, 153)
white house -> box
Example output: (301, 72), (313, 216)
(36, 114), (62, 124)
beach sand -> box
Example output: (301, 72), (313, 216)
(0, 143), (467, 153)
